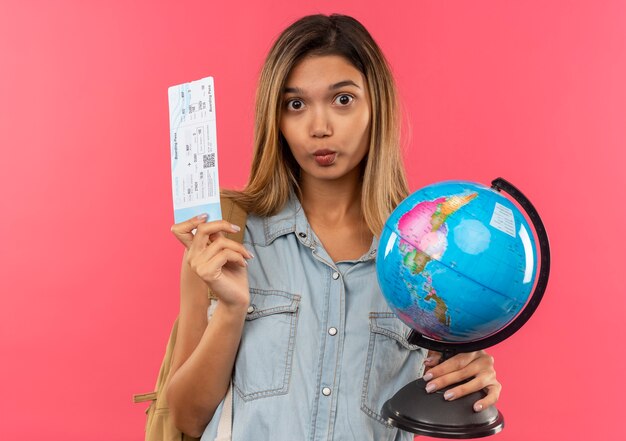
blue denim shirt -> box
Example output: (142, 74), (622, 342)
(201, 195), (427, 441)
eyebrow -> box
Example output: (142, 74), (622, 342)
(330, 80), (361, 90)
(283, 80), (361, 94)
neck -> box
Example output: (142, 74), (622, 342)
(299, 171), (363, 227)
(297, 169), (374, 261)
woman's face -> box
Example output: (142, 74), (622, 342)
(280, 55), (371, 185)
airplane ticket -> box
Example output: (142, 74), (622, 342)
(168, 76), (222, 224)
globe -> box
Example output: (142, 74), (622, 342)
(377, 180), (538, 345)
(376, 178), (550, 438)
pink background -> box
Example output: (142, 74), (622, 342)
(1, 0), (624, 439)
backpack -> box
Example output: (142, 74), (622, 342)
(134, 195), (248, 441)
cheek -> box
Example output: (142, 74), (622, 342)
(279, 120), (288, 141)
(280, 121), (303, 157)
(279, 121), (293, 145)
(354, 111), (371, 148)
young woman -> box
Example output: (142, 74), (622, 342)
(167, 14), (501, 441)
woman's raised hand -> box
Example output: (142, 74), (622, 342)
(422, 350), (501, 412)
(171, 214), (252, 310)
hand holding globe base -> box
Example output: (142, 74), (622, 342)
(377, 178), (551, 439)
(382, 377), (504, 438)
(382, 342), (504, 438)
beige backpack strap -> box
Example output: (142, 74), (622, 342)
(133, 392), (157, 403)
(140, 317), (193, 441)
(220, 194), (247, 242)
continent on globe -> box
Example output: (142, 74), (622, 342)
(424, 286), (450, 327)
(397, 193), (477, 275)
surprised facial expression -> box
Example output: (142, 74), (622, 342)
(280, 55), (371, 184)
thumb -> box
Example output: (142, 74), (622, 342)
(170, 213), (208, 248)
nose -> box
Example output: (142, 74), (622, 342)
(309, 107), (332, 138)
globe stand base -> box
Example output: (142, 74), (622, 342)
(382, 378), (504, 439)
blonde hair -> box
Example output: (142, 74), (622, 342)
(224, 14), (409, 235)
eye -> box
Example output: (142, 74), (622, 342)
(286, 99), (304, 111)
(334, 94), (354, 106)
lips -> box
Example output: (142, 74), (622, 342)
(313, 149), (337, 166)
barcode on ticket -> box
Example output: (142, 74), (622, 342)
(203, 153), (216, 169)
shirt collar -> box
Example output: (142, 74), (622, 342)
(262, 192), (305, 245)
(262, 192), (378, 261)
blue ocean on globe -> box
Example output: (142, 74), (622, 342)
(376, 181), (538, 343)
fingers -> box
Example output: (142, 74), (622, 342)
(170, 213), (210, 248)
(423, 351), (480, 382)
(193, 248), (249, 281)
(189, 235), (252, 272)
(188, 237), (252, 278)
(472, 382), (502, 412)
(435, 371), (496, 402)
(180, 220), (252, 289)
(192, 220), (244, 251)
(171, 215), (241, 250)
(422, 351), (501, 411)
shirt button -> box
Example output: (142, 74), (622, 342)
(322, 387), (332, 396)
(247, 305), (255, 314)
(332, 272), (340, 280)
(298, 232), (307, 238)
(328, 327), (337, 336)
